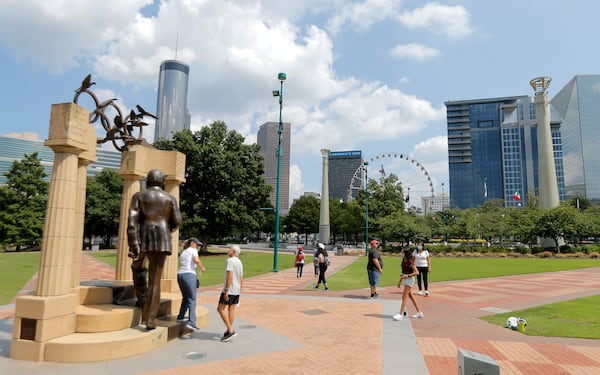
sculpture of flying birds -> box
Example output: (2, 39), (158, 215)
(136, 105), (158, 119)
(75, 74), (96, 93)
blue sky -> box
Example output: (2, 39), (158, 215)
(1, 0), (599, 207)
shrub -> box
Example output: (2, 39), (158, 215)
(537, 251), (554, 258)
(589, 252), (599, 259)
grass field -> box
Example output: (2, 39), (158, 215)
(480, 295), (600, 339)
(2, 251), (599, 339)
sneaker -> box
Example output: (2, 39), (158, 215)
(186, 323), (200, 331)
(371, 293), (380, 299)
(417, 291), (423, 295)
(392, 313), (404, 321)
(324, 287), (329, 291)
(313, 285), (319, 289)
(177, 318), (187, 322)
(221, 330), (237, 342)
(412, 312), (424, 319)
(425, 291), (429, 296)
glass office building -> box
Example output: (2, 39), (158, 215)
(154, 60), (190, 141)
(0, 134), (122, 185)
(328, 150), (363, 201)
(446, 96), (565, 209)
(550, 75), (600, 201)
(257, 121), (291, 210)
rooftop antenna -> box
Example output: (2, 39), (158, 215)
(174, 32), (179, 60)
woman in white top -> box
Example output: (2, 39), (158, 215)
(413, 243), (431, 296)
(176, 237), (206, 330)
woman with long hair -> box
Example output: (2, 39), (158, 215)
(393, 248), (423, 320)
(313, 243), (329, 290)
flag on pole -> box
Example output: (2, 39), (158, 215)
(379, 164), (386, 177)
(483, 180), (488, 198)
(513, 191), (521, 201)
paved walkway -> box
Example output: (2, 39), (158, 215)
(1, 252), (600, 374)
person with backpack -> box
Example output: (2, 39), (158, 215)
(413, 243), (431, 296)
(295, 247), (305, 278)
(313, 243), (329, 290)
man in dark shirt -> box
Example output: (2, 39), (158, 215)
(367, 239), (383, 298)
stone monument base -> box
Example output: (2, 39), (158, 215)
(10, 284), (209, 362)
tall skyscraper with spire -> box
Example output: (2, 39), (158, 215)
(154, 60), (190, 141)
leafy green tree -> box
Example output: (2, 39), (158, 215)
(154, 123), (271, 246)
(339, 198), (366, 245)
(535, 206), (579, 252)
(84, 169), (123, 247)
(379, 211), (430, 245)
(284, 195), (319, 243)
(0, 153), (48, 250)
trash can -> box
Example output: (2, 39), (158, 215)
(336, 246), (344, 256)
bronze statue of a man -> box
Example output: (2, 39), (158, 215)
(127, 169), (183, 330)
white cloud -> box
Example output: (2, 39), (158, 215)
(0, 0), (452, 202)
(289, 164), (305, 206)
(326, 0), (401, 35)
(0, 0), (153, 73)
(397, 3), (473, 39)
(411, 135), (449, 189)
(391, 42), (441, 61)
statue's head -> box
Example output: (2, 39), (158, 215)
(146, 169), (165, 188)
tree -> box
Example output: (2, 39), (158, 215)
(535, 206), (579, 252)
(84, 169), (123, 247)
(0, 153), (48, 250)
(154, 123), (271, 246)
(284, 195), (320, 243)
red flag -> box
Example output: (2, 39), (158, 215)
(513, 191), (521, 201)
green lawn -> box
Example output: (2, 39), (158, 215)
(3, 251), (600, 340)
(328, 256), (600, 291)
(480, 295), (600, 339)
(0, 252), (41, 305)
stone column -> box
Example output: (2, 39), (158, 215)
(531, 77), (560, 209)
(70, 159), (93, 289)
(319, 149), (330, 245)
(11, 103), (96, 361)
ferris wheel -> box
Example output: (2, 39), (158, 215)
(348, 152), (435, 209)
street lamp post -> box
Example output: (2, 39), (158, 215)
(272, 72), (286, 272)
(364, 162), (369, 255)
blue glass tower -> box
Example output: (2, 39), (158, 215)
(446, 96), (565, 209)
(550, 75), (600, 200)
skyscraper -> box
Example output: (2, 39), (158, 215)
(257, 121), (291, 210)
(446, 96), (565, 209)
(328, 150), (363, 201)
(154, 60), (190, 141)
(550, 75), (600, 201)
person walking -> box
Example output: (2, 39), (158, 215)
(176, 237), (206, 331)
(413, 243), (431, 296)
(367, 239), (383, 298)
(393, 248), (424, 321)
(313, 247), (319, 277)
(295, 246), (305, 278)
(313, 243), (329, 290)
(217, 245), (244, 342)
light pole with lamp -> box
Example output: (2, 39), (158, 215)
(364, 162), (369, 255)
(271, 72), (286, 272)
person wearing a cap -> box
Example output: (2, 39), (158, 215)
(367, 239), (384, 298)
(294, 246), (305, 278)
(313, 243), (329, 290)
(217, 245), (244, 341)
(176, 237), (206, 331)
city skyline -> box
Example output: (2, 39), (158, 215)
(1, 1), (600, 205)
